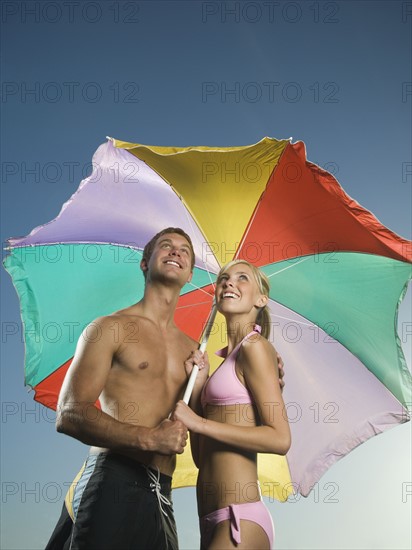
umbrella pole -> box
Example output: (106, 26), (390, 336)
(182, 304), (217, 404)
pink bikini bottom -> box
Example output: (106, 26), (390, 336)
(200, 500), (275, 548)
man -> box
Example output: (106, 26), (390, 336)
(46, 228), (199, 550)
(46, 227), (284, 550)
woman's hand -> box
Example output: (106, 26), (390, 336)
(172, 400), (205, 433)
(185, 350), (210, 390)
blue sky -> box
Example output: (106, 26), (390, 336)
(1, 1), (411, 549)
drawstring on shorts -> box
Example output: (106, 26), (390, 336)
(145, 466), (172, 517)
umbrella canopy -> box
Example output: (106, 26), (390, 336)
(4, 137), (411, 501)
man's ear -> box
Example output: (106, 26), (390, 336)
(186, 270), (193, 284)
(140, 258), (148, 273)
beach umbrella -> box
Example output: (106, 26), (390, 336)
(4, 137), (411, 501)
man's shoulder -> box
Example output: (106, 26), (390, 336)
(175, 326), (198, 348)
(86, 308), (143, 334)
(93, 303), (144, 323)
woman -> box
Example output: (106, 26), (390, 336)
(173, 260), (291, 549)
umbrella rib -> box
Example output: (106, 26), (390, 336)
(236, 202), (261, 258)
(267, 256), (310, 277)
(186, 283), (215, 296)
(184, 281), (215, 297)
(235, 145), (288, 258)
(269, 311), (315, 327)
(122, 145), (220, 291)
(168, 186), (218, 291)
(176, 300), (212, 311)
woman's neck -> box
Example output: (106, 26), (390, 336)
(225, 314), (259, 354)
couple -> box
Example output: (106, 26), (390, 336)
(46, 227), (291, 550)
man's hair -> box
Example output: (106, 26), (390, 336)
(141, 227), (195, 279)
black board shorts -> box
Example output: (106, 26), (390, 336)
(45, 452), (178, 550)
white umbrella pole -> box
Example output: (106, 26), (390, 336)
(182, 304), (217, 404)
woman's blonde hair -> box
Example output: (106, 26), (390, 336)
(216, 259), (271, 339)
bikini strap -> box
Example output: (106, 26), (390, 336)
(215, 324), (262, 358)
(239, 323), (262, 346)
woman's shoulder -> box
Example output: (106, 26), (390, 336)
(239, 335), (277, 370)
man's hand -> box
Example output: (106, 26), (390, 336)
(148, 418), (188, 455)
(277, 353), (285, 392)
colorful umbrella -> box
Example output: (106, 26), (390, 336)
(4, 137), (411, 501)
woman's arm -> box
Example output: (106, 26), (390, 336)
(187, 395), (202, 467)
(174, 339), (291, 455)
(183, 350), (209, 467)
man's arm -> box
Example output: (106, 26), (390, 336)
(56, 317), (187, 456)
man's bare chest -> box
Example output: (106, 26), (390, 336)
(113, 327), (191, 379)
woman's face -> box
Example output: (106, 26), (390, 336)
(215, 263), (266, 316)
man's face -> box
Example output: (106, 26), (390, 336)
(141, 232), (193, 287)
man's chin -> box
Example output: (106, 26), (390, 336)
(149, 272), (188, 287)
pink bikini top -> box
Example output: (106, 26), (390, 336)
(201, 325), (261, 408)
